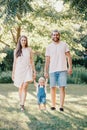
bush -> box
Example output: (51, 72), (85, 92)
(36, 65), (87, 84)
(67, 67), (87, 84)
(0, 48), (13, 71)
(35, 64), (44, 81)
(72, 58), (84, 67)
(84, 57), (87, 68)
(80, 71), (87, 83)
(0, 67), (87, 84)
(0, 71), (13, 83)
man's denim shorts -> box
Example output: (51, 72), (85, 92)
(49, 71), (67, 87)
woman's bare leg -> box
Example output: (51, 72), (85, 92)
(19, 84), (23, 104)
(21, 82), (29, 106)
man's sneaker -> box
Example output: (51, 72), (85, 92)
(51, 107), (56, 110)
(59, 108), (64, 112)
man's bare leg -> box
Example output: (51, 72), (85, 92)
(51, 87), (56, 109)
(59, 87), (65, 111)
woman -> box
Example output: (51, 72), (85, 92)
(12, 35), (36, 111)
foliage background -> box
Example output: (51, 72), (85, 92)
(0, 0), (87, 83)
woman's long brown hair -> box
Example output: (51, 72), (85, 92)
(16, 35), (28, 58)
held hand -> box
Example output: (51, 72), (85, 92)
(44, 72), (49, 79)
(67, 68), (72, 75)
(33, 71), (36, 80)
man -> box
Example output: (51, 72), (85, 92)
(44, 30), (72, 111)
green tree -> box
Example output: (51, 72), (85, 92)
(0, 0), (87, 60)
(63, 0), (87, 55)
(64, 0), (87, 14)
(0, 0), (33, 45)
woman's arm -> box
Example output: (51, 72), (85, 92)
(30, 48), (36, 79)
(34, 80), (37, 87)
(33, 80), (38, 94)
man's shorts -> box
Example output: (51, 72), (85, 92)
(49, 71), (67, 87)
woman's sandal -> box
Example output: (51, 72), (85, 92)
(20, 105), (25, 111)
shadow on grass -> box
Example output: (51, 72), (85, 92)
(24, 108), (87, 130)
(24, 110), (72, 130)
(0, 83), (87, 130)
(0, 118), (23, 130)
(63, 106), (87, 127)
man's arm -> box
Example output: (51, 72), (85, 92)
(65, 51), (72, 75)
(44, 56), (50, 78)
(45, 78), (48, 93)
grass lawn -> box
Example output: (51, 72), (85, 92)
(0, 83), (87, 130)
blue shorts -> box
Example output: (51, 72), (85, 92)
(49, 71), (67, 87)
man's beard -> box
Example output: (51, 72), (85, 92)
(52, 38), (60, 42)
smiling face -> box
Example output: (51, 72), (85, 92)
(20, 37), (27, 48)
(39, 80), (45, 86)
(52, 31), (60, 42)
(39, 77), (45, 86)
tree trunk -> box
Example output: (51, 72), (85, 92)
(10, 25), (21, 45)
(16, 26), (21, 44)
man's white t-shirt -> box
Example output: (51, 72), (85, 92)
(45, 41), (70, 73)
